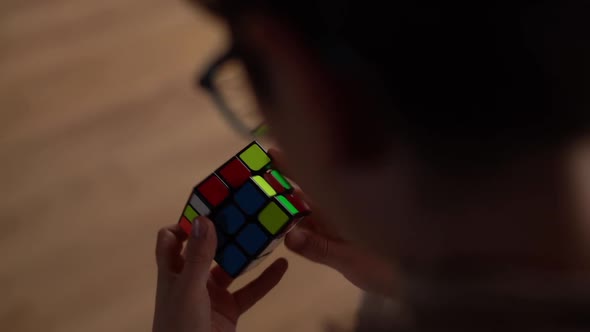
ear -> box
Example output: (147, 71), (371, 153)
(237, 15), (393, 170)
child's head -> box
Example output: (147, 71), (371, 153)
(196, 0), (590, 273)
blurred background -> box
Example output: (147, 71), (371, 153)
(0, 1), (361, 331)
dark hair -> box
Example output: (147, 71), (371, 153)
(200, 0), (590, 161)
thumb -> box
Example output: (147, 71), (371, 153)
(285, 227), (351, 270)
(182, 216), (217, 285)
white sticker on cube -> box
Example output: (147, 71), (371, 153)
(189, 194), (211, 216)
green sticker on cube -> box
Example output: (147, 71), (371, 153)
(252, 175), (277, 197)
(276, 195), (298, 216)
(271, 170), (292, 190)
(258, 202), (289, 234)
(184, 205), (199, 222)
(239, 143), (271, 171)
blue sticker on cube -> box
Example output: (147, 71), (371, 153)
(214, 203), (246, 235)
(236, 223), (268, 255)
(216, 228), (227, 250)
(234, 181), (266, 215)
(216, 244), (248, 276)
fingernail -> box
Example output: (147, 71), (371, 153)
(287, 228), (307, 249)
(191, 217), (201, 238)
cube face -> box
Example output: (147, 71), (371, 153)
(177, 141), (310, 278)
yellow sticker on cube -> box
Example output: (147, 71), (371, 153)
(252, 175), (277, 197)
(238, 143), (271, 171)
(258, 202), (289, 234)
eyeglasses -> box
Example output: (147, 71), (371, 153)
(197, 48), (268, 138)
(198, 39), (373, 139)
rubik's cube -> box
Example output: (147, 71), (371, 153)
(178, 141), (310, 277)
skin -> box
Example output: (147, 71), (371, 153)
(270, 148), (397, 297)
(153, 218), (288, 332)
(154, 5), (590, 332)
(238, 15), (587, 269)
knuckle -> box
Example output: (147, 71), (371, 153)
(157, 228), (170, 242)
(310, 236), (330, 262)
(155, 229), (173, 250)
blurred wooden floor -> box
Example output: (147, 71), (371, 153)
(0, 1), (361, 331)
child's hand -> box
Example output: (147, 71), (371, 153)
(153, 217), (288, 332)
(269, 148), (396, 297)
(285, 211), (396, 297)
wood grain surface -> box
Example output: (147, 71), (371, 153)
(0, 1), (361, 331)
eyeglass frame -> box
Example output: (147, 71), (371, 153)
(197, 36), (381, 139)
(197, 47), (268, 138)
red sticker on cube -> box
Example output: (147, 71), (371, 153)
(197, 175), (229, 207)
(286, 194), (310, 214)
(218, 158), (251, 189)
(263, 172), (286, 194)
(179, 216), (192, 234)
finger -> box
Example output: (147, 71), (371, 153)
(181, 216), (217, 286)
(268, 148), (314, 208)
(155, 224), (187, 322)
(233, 258), (288, 315)
(285, 227), (351, 270)
(291, 214), (323, 235)
(291, 184), (313, 208)
(156, 224), (187, 274)
(156, 224), (187, 269)
(268, 148), (289, 174)
(210, 264), (234, 289)
(291, 210), (338, 240)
